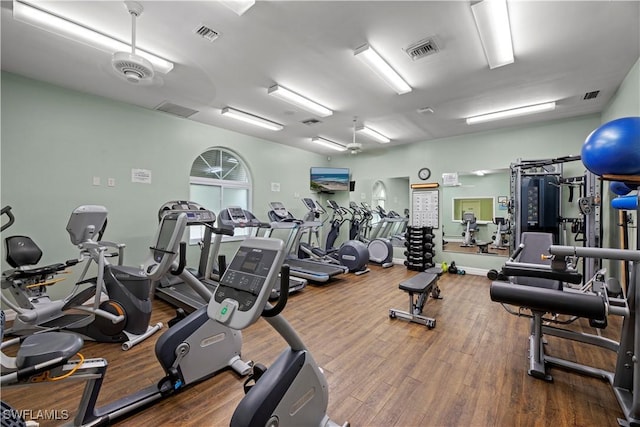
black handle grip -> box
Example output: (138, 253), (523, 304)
(263, 265), (290, 318)
(212, 224), (235, 236)
(510, 243), (525, 261)
(170, 242), (187, 276)
(1, 205), (15, 232)
(218, 255), (227, 278)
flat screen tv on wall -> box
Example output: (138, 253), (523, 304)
(310, 167), (350, 193)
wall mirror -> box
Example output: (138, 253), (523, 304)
(441, 170), (510, 257)
(349, 176), (410, 258)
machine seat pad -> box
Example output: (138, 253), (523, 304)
(399, 272), (438, 293)
(16, 332), (83, 369)
(490, 281), (606, 319)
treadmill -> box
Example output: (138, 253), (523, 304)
(154, 202), (307, 313)
(153, 201), (230, 313)
(219, 207), (307, 298)
(266, 202), (347, 283)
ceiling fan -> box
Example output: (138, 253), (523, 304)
(346, 117), (363, 155)
(111, 1), (155, 85)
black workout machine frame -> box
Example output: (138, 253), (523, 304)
(389, 268), (442, 329)
(491, 240), (640, 427)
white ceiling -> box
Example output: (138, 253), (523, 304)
(2, 1), (639, 154)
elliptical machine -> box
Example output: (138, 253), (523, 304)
(357, 202), (394, 268)
(321, 200), (370, 275)
(1, 205), (162, 350)
(1, 210), (252, 426)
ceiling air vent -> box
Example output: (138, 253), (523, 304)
(404, 37), (439, 61)
(302, 118), (322, 126)
(583, 90), (600, 100)
(194, 25), (220, 42)
(155, 102), (199, 118)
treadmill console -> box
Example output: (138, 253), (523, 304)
(159, 200), (216, 225)
(142, 212), (188, 281)
(226, 207), (249, 225)
(269, 202), (289, 219)
(208, 237), (285, 330)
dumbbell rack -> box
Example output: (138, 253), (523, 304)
(404, 226), (436, 271)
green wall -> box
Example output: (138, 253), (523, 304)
(0, 72), (328, 299)
(1, 55), (638, 293)
(335, 115), (602, 270)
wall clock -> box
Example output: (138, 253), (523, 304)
(418, 167), (431, 181)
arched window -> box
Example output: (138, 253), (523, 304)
(189, 148), (251, 240)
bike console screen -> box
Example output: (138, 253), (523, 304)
(209, 238), (284, 330)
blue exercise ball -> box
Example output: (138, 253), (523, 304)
(581, 117), (640, 176)
(610, 181), (633, 196)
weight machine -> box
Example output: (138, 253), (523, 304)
(510, 155), (602, 283)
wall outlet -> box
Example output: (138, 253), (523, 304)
(271, 182), (281, 192)
(294, 192), (300, 198)
(92, 176), (101, 186)
(107, 178), (116, 187)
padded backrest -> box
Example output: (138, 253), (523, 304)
(462, 212), (478, 230)
(5, 235), (43, 268)
(514, 232), (561, 290)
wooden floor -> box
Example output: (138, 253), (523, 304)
(2, 265), (625, 426)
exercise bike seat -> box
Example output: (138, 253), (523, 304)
(5, 235), (44, 268)
(4, 235), (78, 279)
(15, 332), (83, 369)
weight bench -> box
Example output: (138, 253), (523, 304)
(389, 268), (443, 329)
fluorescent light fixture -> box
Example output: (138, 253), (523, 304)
(466, 102), (556, 125)
(354, 43), (412, 95)
(356, 125), (391, 143)
(471, 0), (514, 69)
(12, 0), (173, 74)
(311, 137), (347, 152)
(219, 0), (255, 16)
(268, 85), (333, 117)
(221, 107), (283, 131)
